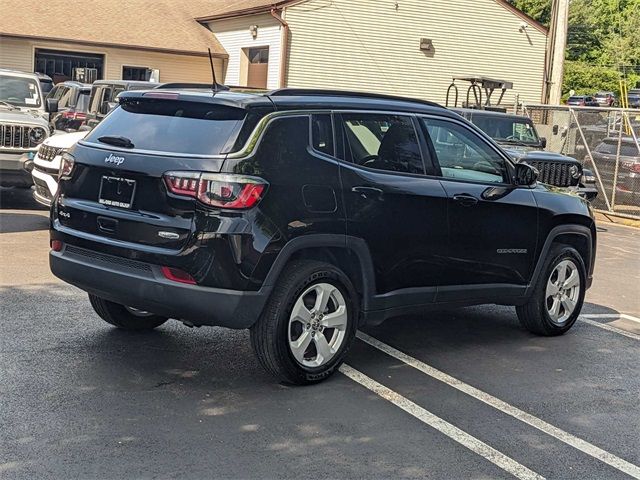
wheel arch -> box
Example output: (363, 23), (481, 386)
(262, 235), (376, 312)
(527, 223), (594, 297)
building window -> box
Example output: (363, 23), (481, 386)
(34, 49), (104, 84)
(122, 66), (152, 81)
(248, 47), (269, 64)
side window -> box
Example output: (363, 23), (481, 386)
(340, 113), (424, 174)
(112, 87), (125, 101)
(58, 87), (73, 109)
(422, 118), (508, 184)
(48, 85), (61, 100)
(89, 86), (102, 113)
(311, 114), (334, 156)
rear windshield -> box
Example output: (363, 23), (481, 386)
(84, 99), (246, 156)
(568, 96), (584, 101)
(75, 91), (90, 112)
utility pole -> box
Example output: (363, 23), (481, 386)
(545, 0), (570, 104)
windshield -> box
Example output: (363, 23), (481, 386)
(470, 114), (540, 145)
(0, 74), (42, 107)
(84, 99), (246, 156)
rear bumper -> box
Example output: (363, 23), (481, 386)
(50, 245), (269, 329)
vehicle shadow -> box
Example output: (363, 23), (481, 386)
(0, 212), (49, 233)
(361, 302), (622, 354)
(0, 187), (48, 211)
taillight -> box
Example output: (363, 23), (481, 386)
(50, 240), (63, 252)
(164, 172), (199, 196)
(163, 172), (267, 209)
(629, 163), (640, 174)
(59, 152), (75, 180)
(62, 110), (87, 120)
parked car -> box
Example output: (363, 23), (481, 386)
(453, 108), (597, 200)
(0, 68), (55, 188)
(594, 91), (616, 107)
(84, 80), (159, 129)
(31, 130), (88, 206)
(627, 89), (640, 109)
(592, 137), (640, 205)
(567, 96), (599, 107)
(50, 88), (596, 384)
(47, 81), (91, 132)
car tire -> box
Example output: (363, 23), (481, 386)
(516, 245), (586, 336)
(88, 294), (168, 331)
(250, 259), (358, 385)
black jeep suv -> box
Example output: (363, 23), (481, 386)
(50, 88), (596, 384)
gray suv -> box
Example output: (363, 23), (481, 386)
(0, 69), (54, 187)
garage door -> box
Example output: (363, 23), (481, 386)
(35, 49), (104, 84)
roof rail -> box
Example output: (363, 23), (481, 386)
(156, 82), (230, 91)
(268, 88), (442, 108)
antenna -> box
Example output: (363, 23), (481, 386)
(208, 48), (218, 94)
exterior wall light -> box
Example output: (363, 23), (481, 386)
(250, 25), (258, 39)
(420, 38), (433, 51)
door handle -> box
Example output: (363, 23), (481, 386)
(452, 193), (478, 207)
(352, 186), (384, 200)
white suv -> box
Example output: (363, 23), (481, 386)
(32, 130), (87, 206)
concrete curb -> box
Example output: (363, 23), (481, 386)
(595, 212), (640, 229)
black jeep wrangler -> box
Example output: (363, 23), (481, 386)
(50, 88), (596, 384)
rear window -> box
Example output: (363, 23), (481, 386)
(84, 99), (246, 156)
(75, 91), (90, 112)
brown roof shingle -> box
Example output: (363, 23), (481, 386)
(0, 0), (227, 56)
(195, 0), (299, 21)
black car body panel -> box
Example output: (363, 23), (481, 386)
(50, 88), (596, 329)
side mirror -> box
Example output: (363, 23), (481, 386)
(45, 98), (59, 114)
(540, 137), (547, 148)
(515, 162), (538, 186)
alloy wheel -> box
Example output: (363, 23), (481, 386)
(545, 259), (581, 325)
(288, 282), (349, 368)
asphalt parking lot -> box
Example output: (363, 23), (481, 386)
(1, 187), (639, 480)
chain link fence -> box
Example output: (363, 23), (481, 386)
(520, 104), (640, 218)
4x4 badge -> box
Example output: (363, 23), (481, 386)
(105, 153), (125, 166)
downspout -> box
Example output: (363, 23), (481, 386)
(270, 8), (289, 88)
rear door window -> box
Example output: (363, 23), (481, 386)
(339, 113), (424, 174)
(84, 99), (246, 156)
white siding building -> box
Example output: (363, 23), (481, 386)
(200, 0), (548, 105)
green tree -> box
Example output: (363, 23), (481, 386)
(509, 0), (640, 95)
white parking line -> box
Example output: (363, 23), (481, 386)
(581, 313), (640, 324)
(340, 364), (545, 480)
(579, 317), (640, 340)
(356, 331), (640, 479)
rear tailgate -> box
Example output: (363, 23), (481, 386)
(55, 95), (248, 250)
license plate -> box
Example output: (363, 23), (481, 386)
(98, 176), (136, 209)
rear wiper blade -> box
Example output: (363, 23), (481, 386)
(98, 135), (135, 149)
